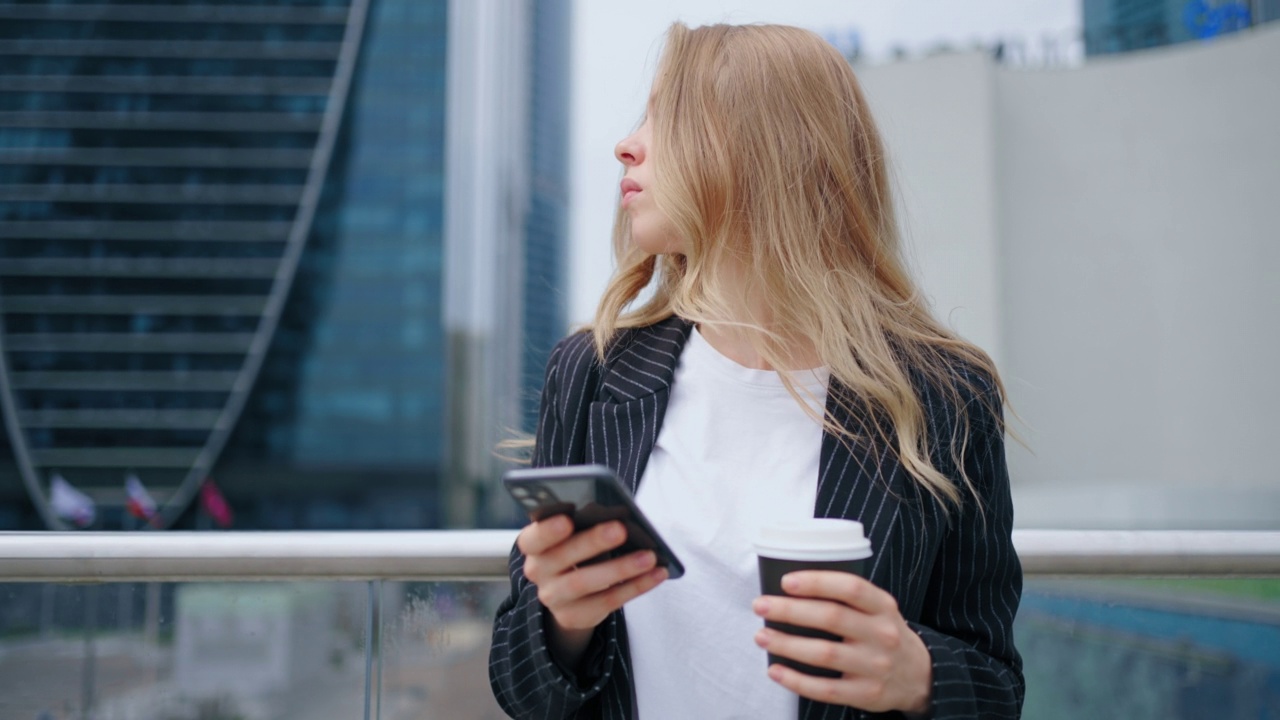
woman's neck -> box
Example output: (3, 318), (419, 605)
(692, 253), (820, 371)
(685, 249), (820, 371)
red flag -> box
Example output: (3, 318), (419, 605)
(200, 478), (234, 528)
(125, 473), (157, 523)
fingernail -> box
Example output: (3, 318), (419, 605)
(604, 522), (624, 542)
(753, 598), (770, 615)
(768, 665), (784, 682)
(649, 567), (668, 582)
(782, 574), (799, 591)
(632, 551), (654, 568)
(754, 630), (770, 648)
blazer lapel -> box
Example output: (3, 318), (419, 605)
(802, 388), (907, 720)
(585, 317), (693, 493)
(813, 384), (905, 588)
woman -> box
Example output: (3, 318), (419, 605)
(489, 22), (1022, 720)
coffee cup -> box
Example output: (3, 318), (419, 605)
(755, 518), (873, 678)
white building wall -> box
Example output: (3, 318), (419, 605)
(858, 25), (1280, 528)
(858, 53), (1004, 368)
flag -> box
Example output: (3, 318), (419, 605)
(49, 474), (95, 528)
(199, 478), (234, 528)
(125, 473), (157, 523)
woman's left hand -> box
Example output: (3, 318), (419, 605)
(752, 570), (932, 714)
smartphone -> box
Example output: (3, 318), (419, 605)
(503, 464), (685, 579)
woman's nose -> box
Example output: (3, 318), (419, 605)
(615, 133), (643, 166)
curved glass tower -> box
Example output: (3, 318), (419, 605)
(0, 0), (568, 531)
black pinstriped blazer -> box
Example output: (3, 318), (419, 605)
(490, 316), (1023, 719)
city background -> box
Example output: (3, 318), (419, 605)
(2, 0), (1275, 535)
(0, 1), (1277, 719)
(0, 0), (570, 532)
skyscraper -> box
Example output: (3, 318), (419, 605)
(0, 0), (569, 531)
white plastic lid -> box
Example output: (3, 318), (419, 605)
(754, 519), (873, 562)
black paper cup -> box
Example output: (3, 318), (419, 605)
(755, 519), (873, 678)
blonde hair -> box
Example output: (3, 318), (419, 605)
(592, 22), (1006, 510)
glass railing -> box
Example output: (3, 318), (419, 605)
(1020, 577), (1280, 719)
(1, 529), (1277, 719)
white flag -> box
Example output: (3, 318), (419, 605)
(50, 474), (95, 528)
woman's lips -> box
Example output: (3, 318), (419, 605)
(620, 178), (642, 206)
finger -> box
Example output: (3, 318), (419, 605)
(524, 520), (628, 586)
(542, 520), (629, 571)
(526, 521), (629, 587)
(539, 550), (658, 609)
(781, 571), (897, 616)
(752, 595), (873, 642)
(522, 515), (627, 576)
(755, 628), (888, 678)
(766, 662), (882, 709)
(555, 566), (668, 628)
(516, 514), (574, 556)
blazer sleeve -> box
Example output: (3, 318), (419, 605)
(488, 335), (624, 718)
(906, 371), (1025, 719)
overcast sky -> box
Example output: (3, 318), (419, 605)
(565, 0), (1080, 325)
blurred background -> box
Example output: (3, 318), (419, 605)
(0, 1), (1277, 718)
(2, 0), (1275, 534)
(0, 0), (569, 532)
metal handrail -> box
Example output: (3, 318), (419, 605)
(0, 530), (1277, 583)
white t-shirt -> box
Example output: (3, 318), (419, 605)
(624, 328), (828, 720)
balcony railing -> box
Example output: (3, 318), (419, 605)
(1, 530), (1278, 720)
(2, 529), (1280, 581)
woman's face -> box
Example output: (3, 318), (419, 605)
(615, 114), (685, 255)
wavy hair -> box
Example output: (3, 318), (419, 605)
(591, 22), (1007, 509)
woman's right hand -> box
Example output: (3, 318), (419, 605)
(517, 514), (669, 667)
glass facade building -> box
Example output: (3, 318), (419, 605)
(0, 0), (569, 531)
(522, 0), (570, 432)
(1083, 0), (1279, 55)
